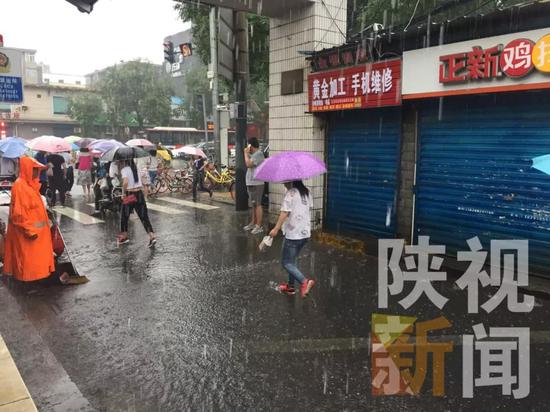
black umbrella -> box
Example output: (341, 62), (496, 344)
(101, 146), (149, 162)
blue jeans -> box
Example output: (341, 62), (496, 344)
(281, 238), (308, 287)
(148, 170), (157, 186)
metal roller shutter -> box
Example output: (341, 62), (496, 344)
(326, 108), (401, 238)
(416, 92), (550, 274)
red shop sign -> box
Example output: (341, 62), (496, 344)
(308, 59), (402, 113)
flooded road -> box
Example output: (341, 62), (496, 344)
(1, 191), (550, 411)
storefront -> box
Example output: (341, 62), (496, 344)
(308, 56), (403, 238)
(403, 27), (550, 273)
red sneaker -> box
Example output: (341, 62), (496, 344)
(277, 283), (296, 296)
(301, 279), (315, 298)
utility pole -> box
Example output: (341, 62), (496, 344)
(201, 94), (209, 144)
(209, 6), (220, 164)
(234, 11), (249, 211)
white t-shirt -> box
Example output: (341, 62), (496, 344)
(147, 155), (158, 171)
(121, 165), (142, 190)
(109, 162), (119, 179)
(281, 188), (312, 240)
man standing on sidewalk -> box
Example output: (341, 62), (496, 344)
(243, 137), (265, 235)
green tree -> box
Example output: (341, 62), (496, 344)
(173, 1), (270, 133)
(183, 66), (212, 129)
(96, 60), (173, 134)
(68, 92), (104, 137)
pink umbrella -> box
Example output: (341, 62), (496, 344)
(172, 145), (207, 158)
(127, 138), (154, 147)
(254, 151), (327, 183)
(26, 135), (73, 153)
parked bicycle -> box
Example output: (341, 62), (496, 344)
(204, 163), (235, 199)
(152, 167), (193, 195)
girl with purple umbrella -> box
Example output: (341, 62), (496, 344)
(269, 180), (315, 298)
(255, 151), (326, 298)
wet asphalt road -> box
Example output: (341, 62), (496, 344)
(1, 189), (550, 411)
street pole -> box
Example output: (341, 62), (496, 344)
(234, 11), (249, 211)
(209, 6), (220, 164)
(201, 94), (208, 144)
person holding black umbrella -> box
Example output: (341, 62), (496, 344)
(117, 158), (156, 247)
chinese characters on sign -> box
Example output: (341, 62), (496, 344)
(440, 33), (550, 83)
(374, 236), (533, 399)
(0, 76), (23, 103)
(308, 59), (401, 113)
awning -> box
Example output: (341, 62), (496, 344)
(64, 0), (98, 13)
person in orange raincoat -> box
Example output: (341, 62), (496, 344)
(3, 156), (55, 281)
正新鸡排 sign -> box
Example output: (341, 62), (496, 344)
(308, 59), (402, 113)
(403, 27), (550, 99)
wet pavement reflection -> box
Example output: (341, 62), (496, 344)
(1, 192), (550, 411)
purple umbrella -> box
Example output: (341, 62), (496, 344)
(88, 139), (126, 153)
(254, 151), (327, 183)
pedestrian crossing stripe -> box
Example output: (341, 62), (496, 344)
(87, 202), (186, 215)
(52, 206), (104, 225)
(155, 197), (219, 210)
(145, 202), (187, 215)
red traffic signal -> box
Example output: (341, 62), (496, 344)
(179, 43), (193, 58)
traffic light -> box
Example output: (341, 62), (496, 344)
(179, 43), (193, 58)
(163, 41), (175, 64)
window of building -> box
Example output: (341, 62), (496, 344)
(76, 80), (81, 85)
(58, 79), (64, 84)
(37, 94), (42, 98)
(281, 69), (304, 95)
(53, 96), (70, 115)
(0, 103), (10, 113)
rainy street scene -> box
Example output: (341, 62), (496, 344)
(2, 1), (550, 411)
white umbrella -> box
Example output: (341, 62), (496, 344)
(172, 145), (206, 158)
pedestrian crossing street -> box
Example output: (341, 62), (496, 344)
(55, 197), (220, 225)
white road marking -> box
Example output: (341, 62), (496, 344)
(88, 202), (187, 215)
(155, 197), (219, 210)
(145, 203), (187, 215)
(52, 206), (104, 225)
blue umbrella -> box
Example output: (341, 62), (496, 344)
(532, 154), (550, 175)
(0, 137), (28, 159)
(72, 143), (80, 151)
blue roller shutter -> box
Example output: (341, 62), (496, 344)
(326, 108), (401, 238)
(416, 92), (550, 275)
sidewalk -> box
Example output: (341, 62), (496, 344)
(0, 336), (37, 412)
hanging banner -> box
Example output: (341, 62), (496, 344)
(308, 59), (402, 113)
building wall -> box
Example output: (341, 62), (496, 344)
(268, 0), (347, 228)
(396, 106), (417, 243)
(4, 85), (82, 139)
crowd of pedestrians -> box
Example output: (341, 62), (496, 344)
(1, 136), (319, 300)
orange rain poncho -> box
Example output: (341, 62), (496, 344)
(3, 157), (54, 281)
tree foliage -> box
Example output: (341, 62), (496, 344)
(96, 60), (173, 134)
(68, 92), (104, 137)
(183, 66), (213, 129)
(173, 1), (270, 132)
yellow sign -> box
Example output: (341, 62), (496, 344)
(532, 34), (550, 72)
